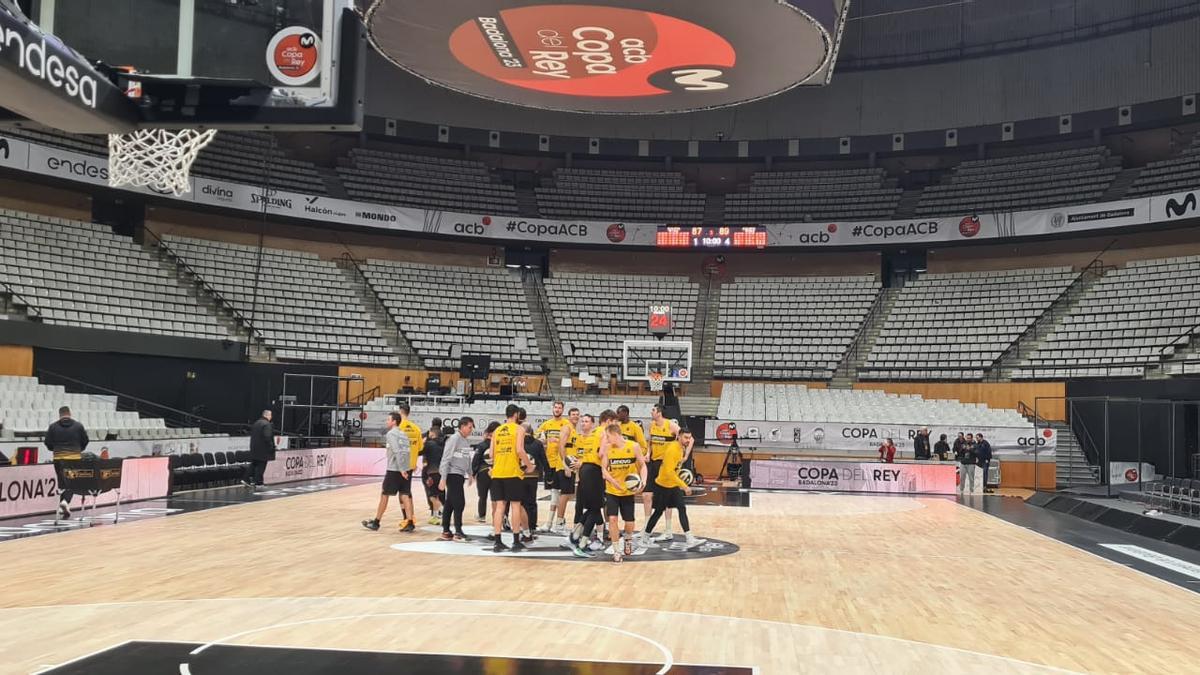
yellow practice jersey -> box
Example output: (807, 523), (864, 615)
(619, 420), (648, 452)
(536, 417), (570, 470)
(648, 419), (676, 462)
(576, 428), (601, 466)
(655, 440), (688, 490)
(561, 427), (581, 466)
(399, 419), (424, 469)
(605, 439), (639, 496)
(489, 421), (524, 479)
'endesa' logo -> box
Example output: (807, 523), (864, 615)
(46, 155), (107, 180)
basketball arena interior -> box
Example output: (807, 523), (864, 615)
(2, 0), (1200, 673)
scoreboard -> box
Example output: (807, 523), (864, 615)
(656, 226), (768, 249)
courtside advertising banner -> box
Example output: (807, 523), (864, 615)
(0, 457), (169, 519)
(749, 458), (958, 495)
(262, 448), (338, 485)
(705, 419), (1056, 457)
(2, 135), (1195, 249)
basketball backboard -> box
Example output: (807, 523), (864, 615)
(0, 0), (364, 133)
(622, 340), (692, 383)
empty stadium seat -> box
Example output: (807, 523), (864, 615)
(725, 167), (902, 223)
(361, 260), (542, 373)
(536, 168), (705, 223)
(715, 275), (880, 380)
(862, 267), (1078, 380)
(338, 148), (519, 214)
(0, 210), (231, 340)
(161, 236), (395, 365)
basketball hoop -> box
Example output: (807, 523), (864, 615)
(108, 128), (217, 196)
(647, 371), (665, 392)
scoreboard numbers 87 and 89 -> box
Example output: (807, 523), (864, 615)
(656, 226), (768, 249)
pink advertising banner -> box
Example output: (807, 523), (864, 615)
(0, 457), (171, 519)
(749, 459), (958, 495)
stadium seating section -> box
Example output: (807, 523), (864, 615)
(715, 275), (880, 380)
(1126, 134), (1200, 197)
(1015, 255), (1200, 379)
(162, 236), (394, 364)
(718, 383), (1030, 429)
(338, 148), (519, 214)
(725, 168), (901, 223)
(915, 146), (1121, 216)
(862, 267), (1078, 380)
(536, 168), (706, 223)
(544, 273), (698, 377)
(1, 211), (230, 340)
(361, 260), (542, 373)
(364, 396), (656, 421)
(0, 375), (202, 441)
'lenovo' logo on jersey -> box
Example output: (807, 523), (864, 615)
(1165, 193), (1197, 218)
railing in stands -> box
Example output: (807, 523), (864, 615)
(35, 369), (248, 435)
(841, 281), (886, 371)
(146, 228), (265, 343)
(335, 250), (411, 364)
(0, 278), (43, 319)
(989, 241), (1117, 378)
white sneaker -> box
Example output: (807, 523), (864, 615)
(684, 533), (706, 549)
(652, 531), (674, 543)
(57, 500), (71, 520)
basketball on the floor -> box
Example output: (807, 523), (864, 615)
(624, 474), (644, 492)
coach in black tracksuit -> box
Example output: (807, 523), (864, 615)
(471, 422), (500, 521)
(45, 406), (89, 517)
(243, 409), (276, 487)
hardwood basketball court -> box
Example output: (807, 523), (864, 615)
(3, 479), (1199, 674)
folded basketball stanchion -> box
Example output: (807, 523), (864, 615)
(60, 457), (125, 522)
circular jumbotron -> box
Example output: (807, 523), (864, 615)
(363, 0), (842, 114)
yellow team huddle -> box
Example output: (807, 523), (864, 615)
(488, 401), (700, 562)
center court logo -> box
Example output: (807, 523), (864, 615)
(389, 525), (739, 563)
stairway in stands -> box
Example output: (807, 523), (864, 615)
(682, 277), (721, 417)
(1101, 167), (1142, 202)
(891, 188), (924, 219)
(335, 258), (421, 368)
(521, 273), (570, 395)
(991, 261), (1109, 379)
(147, 236), (269, 359)
(514, 184), (541, 218)
(830, 286), (898, 388)
(316, 167), (350, 199)
(702, 194), (726, 224)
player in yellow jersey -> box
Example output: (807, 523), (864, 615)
(646, 404), (680, 542)
(566, 411), (609, 558)
(643, 429), (704, 549)
(550, 406), (581, 533)
(489, 403), (533, 553)
(395, 403), (424, 532)
(601, 422), (647, 563)
(535, 401), (570, 532)
(616, 404), (649, 517)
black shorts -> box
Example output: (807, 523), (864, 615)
(578, 464), (605, 510)
(423, 471), (444, 501)
(381, 470), (411, 496)
(653, 486), (685, 511)
(605, 494), (636, 521)
(490, 477), (525, 502)
(646, 460), (662, 492)
(556, 469), (576, 494)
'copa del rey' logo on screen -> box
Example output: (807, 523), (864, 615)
(366, 0), (844, 114)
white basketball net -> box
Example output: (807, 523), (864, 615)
(108, 128), (218, 196)
(647, 371), (665, 392)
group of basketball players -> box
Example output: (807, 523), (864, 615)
(363, 400), (704, 563)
